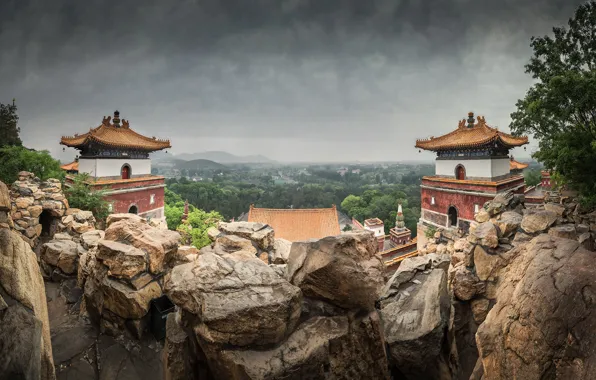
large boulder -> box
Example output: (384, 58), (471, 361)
(199, 313), (389, 380)
(41, 239), (79, 275)
(450, 262), (486, 301)
(271, 238), (292, 264)
(477, 234), (596, 379)
(0, 228), (55, 380)
(100, 277), (162, 320)
(377, 253), (453, 380)
(104, 219), (180, 274)
(97, 240), (148, 280)
(468, 222), (499, 248)
(80, 229), (104, 250)
(286, 231), (386, 311)
(166, 251), (302, 347)
(495, 211), (523, 237)
(520, 209), (558, 234)
(217, 221), (275, 250)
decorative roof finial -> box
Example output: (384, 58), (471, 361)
(113, 110), (121, 127)
(467, 112), (475, 128)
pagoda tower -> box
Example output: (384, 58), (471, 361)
(389, 203), (411, 246)
(60, 111), (171, 221)
(415, 112), (528, 241)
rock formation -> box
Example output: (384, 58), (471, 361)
(0, 180), (56, 380)
(79, 213), (180, 338)
(477, 234), (596, 379)
(164, 225), (390, 380)
(377, 253), (454, 379)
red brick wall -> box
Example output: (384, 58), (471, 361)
(421, 187), (494, 221)
(106, 186), (165, 214)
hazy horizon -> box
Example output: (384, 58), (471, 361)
(1, 0), (583, 163)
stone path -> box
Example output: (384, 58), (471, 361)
(46, 281), (164, 380)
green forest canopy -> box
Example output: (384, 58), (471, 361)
(510, 1), (596, 207)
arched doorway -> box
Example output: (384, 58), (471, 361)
(455, 165), (466, 180)
(39, 210), (54, 237)
(121, 164), (131, 180)
(448, 206), (458, 227)
(128, 205), (138, 214)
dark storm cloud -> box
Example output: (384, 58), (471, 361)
(0, 0), (586, 161)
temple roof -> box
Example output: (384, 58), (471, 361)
(364, 218), (384, 227)
(415, 112), (528, 152)
(60, 161), (79, 171)
(60, 111), (171, 152)
(247, 205), (340, 242)
(509, 158), (529, 171)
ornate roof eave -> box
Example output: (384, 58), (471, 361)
(63, 134), (171, 151)
(415, 114), (529, 152)
(60, 112), (172, 152)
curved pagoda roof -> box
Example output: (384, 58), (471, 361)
(60, 111), (171, 152)
(509, 157), (529, 171)
(415, 112), (528, 152)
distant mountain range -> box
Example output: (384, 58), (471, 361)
(174, 159), (226, 170)
(151, 150), (274, 164)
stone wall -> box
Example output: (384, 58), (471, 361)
(9, 171), (69, 248)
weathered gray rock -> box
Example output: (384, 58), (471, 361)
(484, 191), (514, 216)
(105, 213), (145, 227)
(468, 222), (499, 248)
(100, 277), (162, 320)
(0, 182), (10, 211)
(42, 239), (79, 274)
(470, 298), (490, 324)
(548, 224), (577, 240)
(287, 231), (386, 311)
(217, 221), (275, 250)
(0, 227), (55, 379)
(477, 235), (596, 379)
(166, 245), (200, 267)
(496, 211), (522, 237)
(475, 208), (490, 223)
(450, 263), (485, 301)
(0, 302), (43, 380)
(544, 203), (566, 217)
(162, 313), (193, 380)
(578, 232), (593, 251)
(213, 234), (257, 256)
(521, 210), (557, 234)
(52, 233), (72, 241)
(104, 219), (180, 274)
(80, 230), (104, 249)
(473, 244), (519, 282)
(271, 238), (292, 264)
(200, 313), (390, 380)
(378, 267), (453, 379)
(166, 251), (302, 347)
(97, 240), (148, 280)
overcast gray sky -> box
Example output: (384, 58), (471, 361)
(0, 0), (584, 162)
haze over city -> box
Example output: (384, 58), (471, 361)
(0, 0), (584, 162)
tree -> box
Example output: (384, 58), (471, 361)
(510, 2), (596, 206)
(177, 209), (223, 249)
(0, 146), (64, 184)
(64, 173), (110, 222)
(524, 169), (542, 187)
(0, 101), (22, 148)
